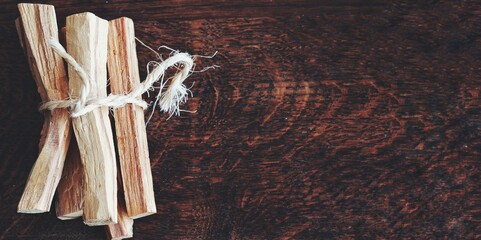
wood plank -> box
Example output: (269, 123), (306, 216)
(107, 17), (156, 219)
(2, 1), (481, 239)
(66, 12), (117, 226)
(0, 1), (387, 23)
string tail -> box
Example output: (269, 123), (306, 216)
(154, 53), (195, 118)
(158, 76), (190, 117)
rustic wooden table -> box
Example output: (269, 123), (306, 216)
(1, 0), (480, 239)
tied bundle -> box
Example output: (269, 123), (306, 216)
(15, 3), (213, 239)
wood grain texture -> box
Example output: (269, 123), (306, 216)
(106, 174), (134, 240)
(66, 12), (117, 226)
(108, 17), (156, 219)
(54, 26), (84, 220)
(105, 198), (133, 240)
(1, 0), (481, 239)
(55, 138), (84, 220)
(16, 3), (71, 214)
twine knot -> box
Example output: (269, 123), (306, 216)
(41, 38), (200, 120)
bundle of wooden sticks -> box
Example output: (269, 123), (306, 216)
(16, 3), (158, 239)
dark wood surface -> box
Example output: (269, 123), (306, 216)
(1, 0), (481, 239)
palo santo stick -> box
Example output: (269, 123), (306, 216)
(107, 17), (156, 218)
(55, 27), (84, 220)
(66, 12), (117, 225)
(106, 200), (134, 240)
(106, 172), (134, 240)
(55, 138), (84, 219)
(16, 3), (71, 213)
(15, 17), (49, 151)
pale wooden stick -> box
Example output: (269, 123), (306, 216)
(15, 17), (49, 151)
(66, 12), (117, 225)
(106, 173), (134, 240)
(55, 138), (84, 219)
(16, 3), (71, 214)
(107, 17), (156, 219)
(106, 200), (134, 240)
(54, 27), (84, 220)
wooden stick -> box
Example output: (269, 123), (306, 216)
(106, 199), (134, 240)
(66, 12), (117, 225)
(106, 173), (134, 240)
(15, 17), (49, 151)
(16, 3), (71, 214)
(107, 17), (156, 219)
(54, 27), (84, 220)
(55, 137), (84, 219)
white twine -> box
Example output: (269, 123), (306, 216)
(40, 38), (198, 120)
